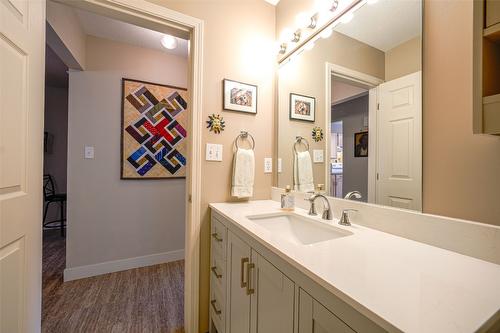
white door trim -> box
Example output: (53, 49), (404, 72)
(53, 1), (204, 332)
(325, 63), (383, 197)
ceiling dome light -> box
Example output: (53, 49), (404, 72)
(161, 35), (178, 50)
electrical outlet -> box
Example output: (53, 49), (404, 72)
(84, 145), (94, 159)
(206, 143), (223, 161)
(264, 158), (272, 173)
(278, 158), (282, 173)
(313, 149), (324, 163)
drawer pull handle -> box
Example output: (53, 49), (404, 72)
(211, 232), (223, 242)
(240, 257), (249, 288)
(246, 262), (255, 295)
(211, 266), (222, 279)
(211, 299), (222, 315)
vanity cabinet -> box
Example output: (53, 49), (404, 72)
(225, 230), (295, 333)
(210, 211), (384, 333)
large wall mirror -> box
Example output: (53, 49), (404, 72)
(277, 0), (422, 211)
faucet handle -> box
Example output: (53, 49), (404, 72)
(339, 209), (357, 226)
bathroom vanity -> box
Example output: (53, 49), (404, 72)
(209, 200), (500, 333)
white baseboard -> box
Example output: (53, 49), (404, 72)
(63, 249), (184, 282)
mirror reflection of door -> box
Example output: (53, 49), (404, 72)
(330, 78), (368, 200)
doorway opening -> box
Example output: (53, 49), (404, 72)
(42, 1), (201, 331)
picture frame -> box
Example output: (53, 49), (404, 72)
(290, 93), (315, 122)
(354, 131), (369, 157)
(223, 79), (258, 114)
(121, 78), (188, 179)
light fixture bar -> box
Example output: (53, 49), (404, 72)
(278, 0), (364, 64)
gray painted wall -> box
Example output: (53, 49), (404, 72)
(332, 95), (369, 201)
(66, 37), (188, 269)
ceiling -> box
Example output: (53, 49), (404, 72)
(45, 45), (68, 88)
(335, 0), (421, 52)
(264, 0), (281, 5)
(74, 9), (189, 58)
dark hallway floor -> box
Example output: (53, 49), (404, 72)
(42, 230), (184, 333)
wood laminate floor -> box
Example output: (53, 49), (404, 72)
(42, 230), (184, 333)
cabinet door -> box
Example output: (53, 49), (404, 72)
(227, 231), (252, 333)
(299, 289), (355, 333)
(250, 251), (295, 333)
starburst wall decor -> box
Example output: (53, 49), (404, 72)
(312, 126), (324, 142)
(207, 114), (226, 134)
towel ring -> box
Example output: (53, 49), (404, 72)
(293, 136), (309, 154)
(235, 131), (255, 150)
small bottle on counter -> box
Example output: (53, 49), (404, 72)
(281, 185), (295, 211)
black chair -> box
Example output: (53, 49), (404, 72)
(43, 174), (67, 237)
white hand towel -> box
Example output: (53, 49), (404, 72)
(231, 148), (255, 198)
(293, 151), (314, 192)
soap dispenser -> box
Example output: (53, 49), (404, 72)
(281, 185), (295, 211)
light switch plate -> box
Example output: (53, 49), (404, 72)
(278, 158), (282, 173)
(206, 143), (223, 161)
(313, 149), (324, 163)
(84, 145), (94, 159)
(264, 158), (272, 173)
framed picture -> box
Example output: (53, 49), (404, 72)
(223, 79), (258, 114)
(354, 131), (368, 157)
(290, 93), (315, 122)
(121, 78), (188, 179)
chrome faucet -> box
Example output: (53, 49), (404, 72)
(344, 191), (362, 200)
(307, 194), (332, 220)
(339, 209), (357, 226)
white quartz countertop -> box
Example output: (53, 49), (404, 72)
(209, 200), (500, 333)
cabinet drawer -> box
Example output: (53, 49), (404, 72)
(210, 279), (226, 333)
(211, 217), (227, 260)
(210, 253), (226, 295)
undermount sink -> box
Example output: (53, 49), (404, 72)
(246, 213), (353, 245)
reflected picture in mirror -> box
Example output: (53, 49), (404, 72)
(277, 0), (422, 211)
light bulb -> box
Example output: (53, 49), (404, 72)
(315, 0), (335, 12)
(304, 42), (315, 51)
(295, 12), (311, 28)
(161, 35), (178, 49)
(340, 12), (354, 24)
(280, 28), (294, 42)
(320, 27), (333, 39)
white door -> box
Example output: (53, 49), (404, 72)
(0, 0), (45, 332)
(376, 71), (422, 211)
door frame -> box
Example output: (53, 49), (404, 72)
(325, 63), (383, 200)
(52, 1), (204, 332)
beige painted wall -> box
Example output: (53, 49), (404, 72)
(277, 31), (384, 189)
(67, 36), (188, 269)
(385, 36), (422, 81)
(46, 0), (86, 69)
(423, 0), (500, 226)
(145, 1), (276, 331)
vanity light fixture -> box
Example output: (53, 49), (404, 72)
(292, 29), (302, 43)
(161, 34), (178, 50)
(315, 0), (339, 13)
(279, 43), (287, 54)
(304, 41), (315, 51)
(340, 12), (354, 24)
(296, 12), (318, 30)
(320, 27), (333, 39)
